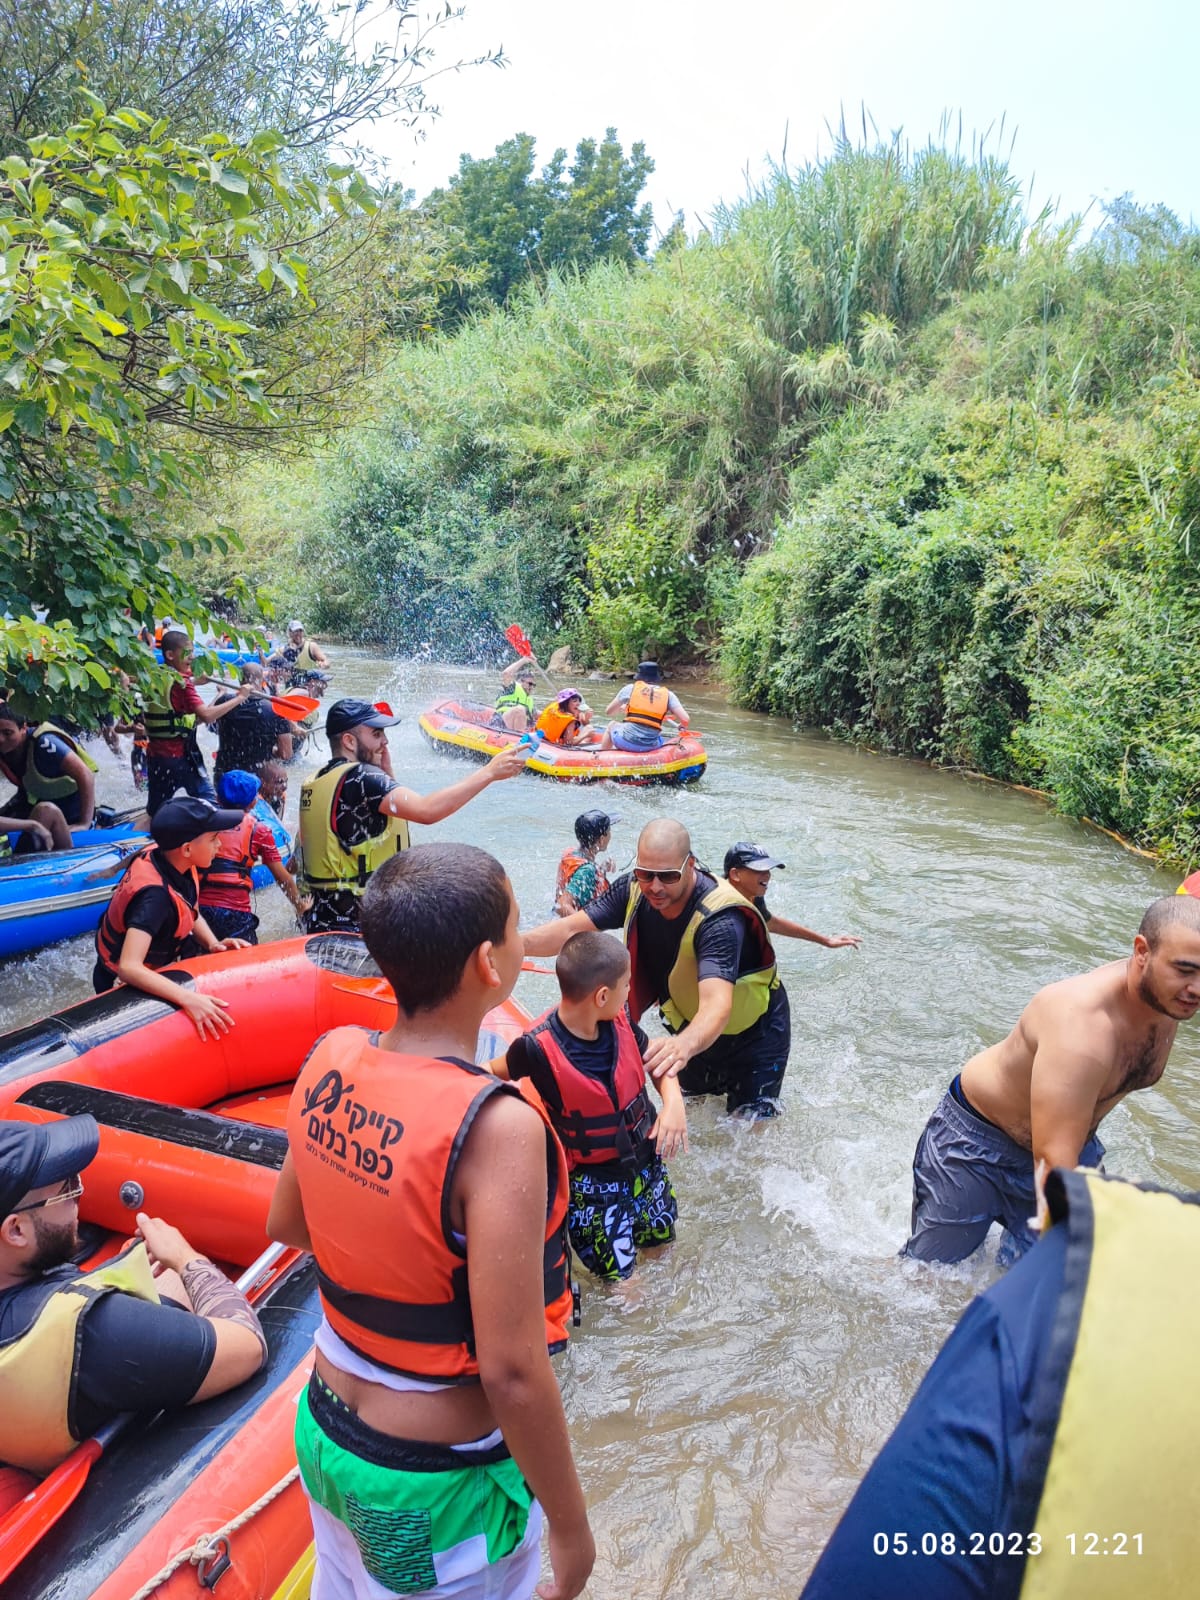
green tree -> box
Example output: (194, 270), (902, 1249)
(422, 127), (654, 314)
(0, 97), (374, 714)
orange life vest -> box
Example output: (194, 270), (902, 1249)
(288, 1027), (573, 1384)
(95, 847), (197, 973)
(534, 704), (580, 745)
(625, 680), (669, 731)
(198, 813), (256, 904)
(554, 849), (610, 912)
(522, 1008), (655, 1171)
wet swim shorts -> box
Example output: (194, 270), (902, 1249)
(296, 1372), (541, 1599)
(903, 1077), (1104, 1266)
(567, 1155), (678, 1281)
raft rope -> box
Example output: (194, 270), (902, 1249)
(125, 1463), (301, 1599)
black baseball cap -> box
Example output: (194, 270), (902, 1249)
(724, 841), (786, 873)
(326, 698), (402, 739)
(152, 797), (244, 850)
(636, 660), (661, 682)
(0, 1116), (99, 1218)
(575, 809), (621, 847)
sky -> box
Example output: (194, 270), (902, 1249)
(372, 0), (1198, 236)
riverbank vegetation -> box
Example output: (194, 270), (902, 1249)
(4, 5), (1198, 862)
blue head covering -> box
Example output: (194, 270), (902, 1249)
(218, 768), (261, 809)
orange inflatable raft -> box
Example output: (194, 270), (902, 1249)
(0, 934), (533, 1600)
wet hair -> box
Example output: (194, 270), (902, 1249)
(240, 662), (265, 685)
(1138, 895), (1200, 949)
(556, 930), (630, 1002)
(160, 629), (190, 657)
(259, 759), (286, 787)
(0, 704), (24, 726)
(360, 843), (512, 1017)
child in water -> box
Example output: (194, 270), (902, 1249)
(501, 930), (688, 1281)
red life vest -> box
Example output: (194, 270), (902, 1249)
(625, 680), (668, 731)
(522, 1008), (655, 1170)
(94, 846), (197, 973)
(198, 813), (255, 908)
(288, 1027), (573, 1384)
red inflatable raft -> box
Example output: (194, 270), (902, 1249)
(0, 934), (532, 1600)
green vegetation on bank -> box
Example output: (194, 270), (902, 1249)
(258, 143), (1199, 861)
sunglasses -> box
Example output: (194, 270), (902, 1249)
(632, 855), (692, 886)
(12, 1175), (84, 1214)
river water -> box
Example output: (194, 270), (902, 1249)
(2, 648), (1196, 1597)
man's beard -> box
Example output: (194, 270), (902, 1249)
(1137, 967), (1183, 1018)
(27, 1211), (82, 1273)
(352, 736), (380, 767)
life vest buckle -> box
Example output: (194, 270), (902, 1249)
(197, 1536), (232, 1590)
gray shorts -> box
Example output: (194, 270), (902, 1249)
(902, 1078), (1105, 1265)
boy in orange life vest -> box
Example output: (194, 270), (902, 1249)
(93, 797), (252, 1039)
(497, 931), (688, 1283)
(266, 843), (594, 1600)
(554, 808), (620, 917)
(198, 768), (308, 944)
(534, 689), (597, 748)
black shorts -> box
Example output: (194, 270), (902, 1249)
(676, 983), (791, 1119)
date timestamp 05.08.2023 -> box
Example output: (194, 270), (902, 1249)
(871, 1532), (1145, 1558)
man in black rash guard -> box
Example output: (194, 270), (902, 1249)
(0, 1116), (266, 1477)
(524, 818), (790, 1119)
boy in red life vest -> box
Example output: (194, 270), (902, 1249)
(554, 809), (620, 917)
(93, 797), (252, 1039)
(498, 931), (688, 1283)
(267, 843), (594, 1600)
(198, 769), (308, 944)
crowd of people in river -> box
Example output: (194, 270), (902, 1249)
(3, 634), (1200, 1599)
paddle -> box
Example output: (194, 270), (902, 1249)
(209, 680), (320, 723)
(503, 625), (556, 694)
(0, 1239), (294, 1584)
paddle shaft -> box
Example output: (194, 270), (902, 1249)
(208, 679), (317, 722)
(0, 1240), (292, 1583)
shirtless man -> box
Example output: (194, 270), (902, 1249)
(903, 895), (1200, 1265)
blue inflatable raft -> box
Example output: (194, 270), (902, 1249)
(0, 806), (291, 960)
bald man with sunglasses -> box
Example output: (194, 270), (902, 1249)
(524, 819), (790, 1119)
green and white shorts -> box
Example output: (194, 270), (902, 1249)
(297, 1372), (543, 1599)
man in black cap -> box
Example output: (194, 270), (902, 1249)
(555, 808), (621, 915)
(600, 661), (690, 752)
(724, 842), (862, 950)
(527, 819), (790, 1119)
(298, 697), (529, 933)
(93, 796), (252, 1035)
(0, 1116), (266, 1476)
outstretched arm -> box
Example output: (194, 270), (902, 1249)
(523, 908), (596, 958)
(644, 976), (733, 1080)
(766, 912), (861, 948)
(379, 746), (528, 826)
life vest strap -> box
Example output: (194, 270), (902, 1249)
(317, 1265), (473, 1346)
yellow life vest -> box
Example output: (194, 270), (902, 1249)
(142, 687), (197, 747)
(495, 680), (535, 715)
(621, 878), (778, 1035)
(0, 1242), (160, 1475)
(1016, 1169), (1200, 1598)
(298, 759), (410, 897)
(18, 723), (99, 804)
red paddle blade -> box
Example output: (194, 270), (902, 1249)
(504, 624), (532, 657)
(269, 695), (319, 722)
(374, 701), (395, 717)
(0, 1439), (101, 1583)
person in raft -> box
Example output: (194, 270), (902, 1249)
(497, 930), (687, 1283)
(0, 1115), (267, 1478)
(298, 697), (528, 935)
(267, 843), (594, 1600)
(493, 656), (539, 733)
(93, 796), (251, 1037)
(533, 688), (597, 748)
(197, 769), (308, 944)
(554, 809), (621, 917)
(723, 842), (862, 951)
(598, 661), (689, 753)
(903, 894), (1200, 1267)
(526, 819), (790, 1121)
(144, 629), (250, 816)
(0, 702), (97, 845)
